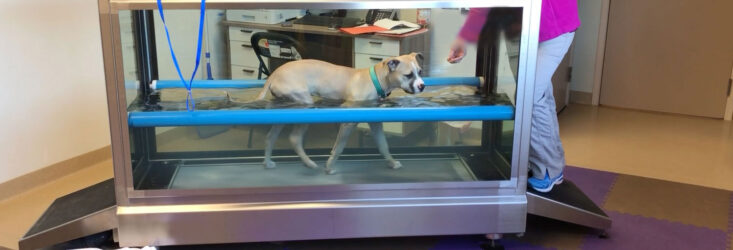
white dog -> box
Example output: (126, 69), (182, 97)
(256, 53), (426, 174)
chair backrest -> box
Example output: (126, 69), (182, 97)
(250, 32), (302, 79)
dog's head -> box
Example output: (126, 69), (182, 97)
(382, 52), (425, 95)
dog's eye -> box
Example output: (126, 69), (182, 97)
(404, 72), (414, 78)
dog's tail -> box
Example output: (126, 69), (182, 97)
(256, 78), (272, 100)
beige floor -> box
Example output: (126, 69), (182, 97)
(1, 104), (732, 249)
(560, 105), (733, 191)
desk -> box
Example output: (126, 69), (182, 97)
(223, 20), (430, 79)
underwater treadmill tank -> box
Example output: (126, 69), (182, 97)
(99, 0), (541, 246)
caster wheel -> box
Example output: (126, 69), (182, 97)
(598, 231), (609, 239)
(480, 240), (505, 250)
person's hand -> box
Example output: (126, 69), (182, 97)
(447, 37), (467, 64)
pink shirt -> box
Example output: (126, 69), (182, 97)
(458, 0), (581, 42)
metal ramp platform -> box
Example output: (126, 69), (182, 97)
(527, 179), (612, 232)
(19, 179), (117, 250)
(19, 178), (610, 249)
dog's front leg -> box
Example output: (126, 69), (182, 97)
(368, 122), (403, 169)
(325, 122), (357, 175)
(263, 124), (285, 169)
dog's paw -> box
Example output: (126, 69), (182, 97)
(325, 168), (337, 175)
(304, 160), (319, 169)
(388, 161), (403, 169)
(263, 160), (277, 169)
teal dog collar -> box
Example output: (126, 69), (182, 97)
(369, 66), (387, 99)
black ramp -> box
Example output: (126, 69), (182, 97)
(527, 179), (612, 231)
(20, 179), (117, 250)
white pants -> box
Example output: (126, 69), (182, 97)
(529, 32), (574, 179)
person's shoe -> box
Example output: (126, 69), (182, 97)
(528, 172), (564, 193)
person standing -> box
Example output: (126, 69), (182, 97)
(447, 2), (580, 192)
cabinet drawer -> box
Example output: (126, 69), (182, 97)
(230, 41), (264, 67)
(120, 25), (135, 45)
(121, 43), (137, 70)
(228, 27), (266, 44)
(354, 38), (399, 56)
(231, 65), (259, 79)
(354, 53), (391, 69)
(226, 10), (304, 24)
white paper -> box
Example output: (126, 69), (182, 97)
(376, 27), (420, 35)
(374, 19), (420, 30)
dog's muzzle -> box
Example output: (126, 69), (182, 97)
(414, 78), (426, 93)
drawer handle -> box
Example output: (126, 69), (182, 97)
(369, 57), (384, 61)
(368, 41), (383, 45)
(240, 29), (253, 33)
(241, 44), (252, 48)
(242, 69), (255, 73)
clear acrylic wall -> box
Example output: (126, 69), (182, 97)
(116, 6), (523, 192)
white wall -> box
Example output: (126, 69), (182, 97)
(0, 0), (111, 184)
(570, 0), (603, 93)
(153, 10), (229, 80)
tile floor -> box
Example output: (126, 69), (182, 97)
(560, 105), (733, 191)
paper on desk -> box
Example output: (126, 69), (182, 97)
(373, 19), (421, 35)
(376, 27), (421, 35)
(340, 19), (421, 35)
(340, 25), (388, 35)
(373, 19), (420, 30)
(376, 28), (428, 38)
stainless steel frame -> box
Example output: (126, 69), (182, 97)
(98, 0), (542, 247)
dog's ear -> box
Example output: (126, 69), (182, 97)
(386, 59), (400, 72)
(412, 52), (424, 64)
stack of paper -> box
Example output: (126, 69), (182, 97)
(340, 18), (421, 35)
(373, 19), (421, 34)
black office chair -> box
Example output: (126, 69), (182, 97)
(247, 32), (303, 148)
(250, 32), (303, 80)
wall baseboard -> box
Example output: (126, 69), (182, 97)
(0, 145), (112, 202)
(570, 90), (593, 105)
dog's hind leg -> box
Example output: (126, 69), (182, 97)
(325, 122), (357, 175)
(290, 124), (318, 169)
(263, 124), (285, 169)
(368, 122), (402, 169)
